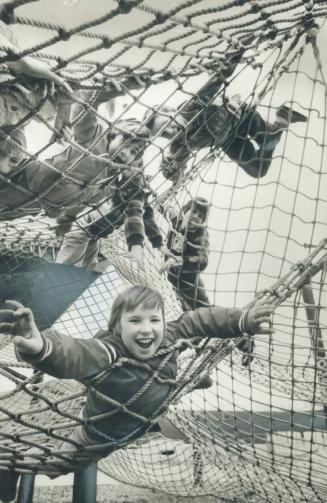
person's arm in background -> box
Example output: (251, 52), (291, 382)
(72, 74), (148, 146)
(184, 228), (209, 272)
(0, 20), (71, 92)
(124, 189), (146, 267)
(143, 201), (163, 250)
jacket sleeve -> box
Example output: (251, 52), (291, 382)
(183, 229), (209, 271)
(17, 329), (117, 380)
(143, 203), (163, 249)
(124, 191), (146, 250)
(27, 159), (60, 197)
(167, 306), (243, 341)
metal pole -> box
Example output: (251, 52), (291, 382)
(0, 470), (20, 503)
(72, 463), (97, 503)
(302, 283), (327, 419)
(16, 474), (35, 503)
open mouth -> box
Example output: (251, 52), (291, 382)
(136, 338), (153, 349)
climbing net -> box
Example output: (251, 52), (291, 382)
(0, 1), (327, 502)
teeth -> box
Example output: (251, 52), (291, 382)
(136, 339), (153, 349)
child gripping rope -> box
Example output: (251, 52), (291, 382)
(0, 285), (275, 470)
(160, 197), (211, 310)
(56, 119), (164, 270)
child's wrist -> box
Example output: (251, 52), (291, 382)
(239, 309), (252, 334)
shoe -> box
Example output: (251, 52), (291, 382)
(276, 105), (307, 124)
(193, 373), (213, 390)
(160, 449), (175, 456)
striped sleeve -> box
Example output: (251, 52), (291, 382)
(93, 339), (117, 366)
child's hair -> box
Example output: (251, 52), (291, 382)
(143, 105), (179, 133)
(106, 118), (150, 145)
(108, 285), (165, 335)
(182, 197), (209, 222)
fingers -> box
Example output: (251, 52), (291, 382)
(5, 299), (25, 310)
(3, 302), (34, 323)
(257, 326), (275, 335)
(0, 322), (14, 334)
(58, 78), (73, 95)
(159, 263), (170, 274)
(253, 304), (274, 324)
(0, 310), (15, 323)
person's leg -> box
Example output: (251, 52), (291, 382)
(86, 206), (123, 239)
(224, 105), (282, 178)
(193, 276), (210, 308)
(223, 134), (278, 178)
(224, 104), (307, 178)
(56, 228), (92, 267)
(80, 239), (100, 271)
(176, 272), (210, 310)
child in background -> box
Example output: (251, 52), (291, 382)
(0, 19), (72, 133)
(0, 285), (274, 465)
(144, 36), (307, 186)
(0, 80), (147, 225)
(160, 197), (210, 310)
(56, 119), (163, 270)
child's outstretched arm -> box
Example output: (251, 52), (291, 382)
(168, 300), (275, 341)
(0, 301), (116, 380)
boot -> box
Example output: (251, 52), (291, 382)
(276, 105), (307, 126)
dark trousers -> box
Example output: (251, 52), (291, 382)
(224, 106), (282, 178)
(168, 269), (210, 310)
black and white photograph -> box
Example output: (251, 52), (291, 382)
(0, 1), (326, 502)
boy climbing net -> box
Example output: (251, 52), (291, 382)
(160, 197), (211, 310)
(0, 285), (274, 470)
(145, 42), (307, 185)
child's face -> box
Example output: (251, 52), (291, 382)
(120, 304), (164, 361)
(184, 207), (205, 229)
(152, 112), (186, 138)
(108, 134), (143, 167)
(0, 135), (25, 175)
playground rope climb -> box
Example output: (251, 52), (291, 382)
(0, 1), (326, 502)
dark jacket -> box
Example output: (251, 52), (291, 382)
(167, 214), (209, 273)
(87, 168), (163, 250)
(20, 306), (243, 444)
(161, 77), (241, 181)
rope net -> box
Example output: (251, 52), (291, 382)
(0, 1), (326, 502)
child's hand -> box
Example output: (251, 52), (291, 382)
(130, 244), (144, 268)
(158, 244), (176, 258)
(159, 256), (182, 274)
(244, 301), (275, 335)
(188, 256), (199, 263)
(0, 301), (44, 355)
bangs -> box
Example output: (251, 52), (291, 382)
(123, 286), (164, 313)
(108, 285), (165, 334)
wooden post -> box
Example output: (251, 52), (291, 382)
(72, 463), (97, 503)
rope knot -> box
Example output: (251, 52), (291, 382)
(118, 0), (139, 14)
(58, 28), (71, 41)
(156, 12), (168, 24)
(102, 36), (112, 49)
